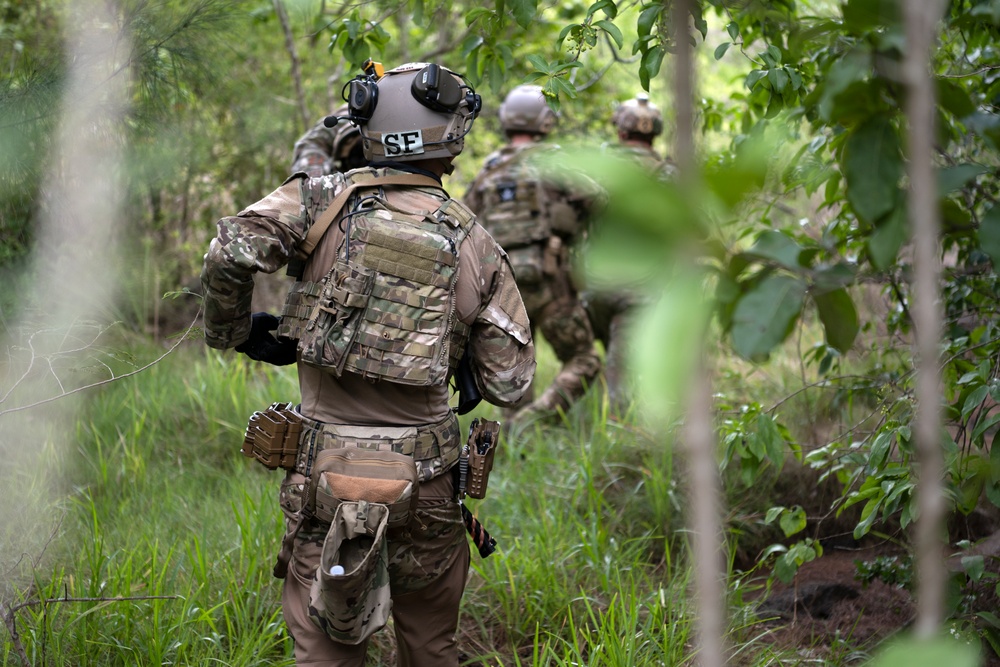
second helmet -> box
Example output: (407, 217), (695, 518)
(498, 84), (556, 136)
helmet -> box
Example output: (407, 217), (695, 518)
(498, 84), (556, 135)
(346, 61), (481, 162)
(611, 93), (663, 137)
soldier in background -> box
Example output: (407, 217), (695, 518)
(290, 103), (367, 177)
(202, 62), (534, 665)
(584, 93), (673, 417)
(464, 84), (602, 426)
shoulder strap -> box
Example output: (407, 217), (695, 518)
(299, 173), (443, 258)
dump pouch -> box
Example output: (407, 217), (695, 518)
(309, 500), (392, 645)
(242, 402), (302, 470)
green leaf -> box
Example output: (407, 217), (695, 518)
(939, 163), (990, 194)
(765, 506), (785, 524)
(595, 19), (624, 49)
(978, 204), (1000, 268)
(731, 275), (806, 361)
(757, 412), (786, 467)
(814, 288), (859, 353)
(774, 554), (799, 583)
(844, 116), (903, 225)
(508, 0), (537, 28)
(636, 4), (660, 38)
(779, 506), (807, 537)
(768, 67), (789, 93)
(962, 385), (989, 421)
(746, 69), (767, 90)
(745, 230), (804, 269)
(961, 555), (985, 582)
(726, 21), (740, 41)
(868, 204), (908, 270)
(714, 42), (731, 60)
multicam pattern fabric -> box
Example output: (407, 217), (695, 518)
(310, 500), (392, 645)
(295, 410), (462, 482)
(202, 166), (534, 410)
(282, 471), (465, 643)
(464, 144), (600, 420)
(282, 174), (474, 387)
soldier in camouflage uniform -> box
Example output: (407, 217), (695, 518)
(290, 104), (368, 177)
(584, 93), (673, 417)
(201, 61), (535, 666)
(463, 84), (601, 425)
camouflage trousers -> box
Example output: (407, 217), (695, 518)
(512, 262), (601, 421)
(583, 289), (642, 417)
(280, 471), (469, 666)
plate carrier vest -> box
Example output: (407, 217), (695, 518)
(279, 169), (475, 386)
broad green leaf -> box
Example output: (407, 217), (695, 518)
(632, 274), (710, 424)
(844, 116), (903, 225)
(765, 506), (786, 524)
(595, 19), (624, 49)
(714, 42), (731, 60)
(961, 555), (985, 582)
(937, 78), (977, 119)
(779, 506), (807, 537)
(508, 0), (537, 28)
(814, 288), (859, 353)
(868, 635), (979, 667)
(961, 385), (989, 421)
(938, 163), (989, 194)
(726, 21), (739, 41)
(746, 69), (766, 90)
(744, 230), (804, 269)
(757, 412), (786, 467)
(978, 204), (1000, 268)
(774, 554), (798, 583)
(768, 67), (789, 93)
(730, 275), (806, 361)
(868, 205), (908, 270)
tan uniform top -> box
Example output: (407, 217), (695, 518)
(201, 168), (535, 427)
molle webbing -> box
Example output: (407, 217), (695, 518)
(298, 172), (443, 258)
(294, 410), (461, 482)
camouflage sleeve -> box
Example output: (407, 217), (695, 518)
(290, 120), (336, 177)
(465, 229), (536, 407)
(200, 177), (310, 349)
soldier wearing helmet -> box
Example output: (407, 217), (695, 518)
(585, 93), (674, 417)
(201, 61), (535, 665)
(464, 84), (602, 426)
(290, 104), (367, 177)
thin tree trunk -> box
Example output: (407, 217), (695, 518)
(672, 0), (725, 665)
(904, 0), (948, 640)
(274, 0), (310, 131)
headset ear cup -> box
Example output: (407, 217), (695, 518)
(348, 79), (378, 122)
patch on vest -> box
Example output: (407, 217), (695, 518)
(497, 181), (518, 202)
(382, 130), (425, 157)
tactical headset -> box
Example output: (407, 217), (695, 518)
(326, 60), (482, 128)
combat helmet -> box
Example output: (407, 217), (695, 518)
(611, 93), (663, 137)
(498, 84), (557, 136)
(345, 60), (481, 162)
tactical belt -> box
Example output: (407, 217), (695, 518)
(293, 408), (461, 482)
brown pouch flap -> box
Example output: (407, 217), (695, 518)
(324, 472), (411, 505)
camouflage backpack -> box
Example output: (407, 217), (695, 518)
(280, 169), (475, 386)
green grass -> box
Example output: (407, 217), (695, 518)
(1, 338), (776, 666)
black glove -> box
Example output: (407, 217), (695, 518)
(234, 312), (298, 366)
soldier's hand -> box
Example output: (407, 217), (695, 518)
(235, 312), (297, 366)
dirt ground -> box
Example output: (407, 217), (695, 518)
(745, 536), (1000, 665)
